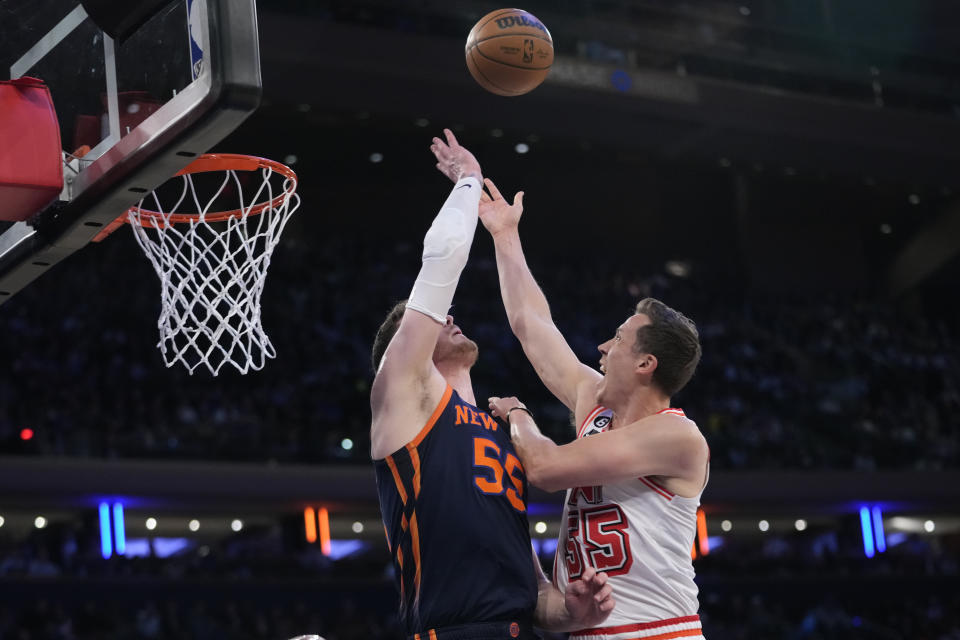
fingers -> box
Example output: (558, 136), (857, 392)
(581, 565), (596, 582)
(443, 128), (459, 148)
(593, 571), (608, 588)
(484, 178), (504, 200)
(595, 582), (613, 607)
(566, 579), (586, 596)
(431, 137), (450, 173)
(480, 189), (493, 203)
(482, 179), (524, 212)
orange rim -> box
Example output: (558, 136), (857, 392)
(92, 153), (298, 241)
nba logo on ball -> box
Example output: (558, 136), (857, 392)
(465, 9), (554, 96)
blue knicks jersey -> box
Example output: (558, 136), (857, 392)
(374, 385), (537, 634)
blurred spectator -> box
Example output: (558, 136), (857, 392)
(1, 227), (956, 470)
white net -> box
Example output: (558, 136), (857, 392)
(127, 160), (300, 375)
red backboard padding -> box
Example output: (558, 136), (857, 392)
(0, 77), (63, 222)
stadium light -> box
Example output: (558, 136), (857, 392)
(696, 509), (709, 555)
(318, 508), (331, 556)
(112, 503), (126, 555)
(860, 507), (875, 558)
(99, 503), (112, 559)
(871, 507), (886, 552)
(304, 507), (317, 543)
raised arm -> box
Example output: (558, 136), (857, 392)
(370, 129), (483, 459)
(479, 179), (600, 412)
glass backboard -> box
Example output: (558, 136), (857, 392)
(0, 0), (261, 303)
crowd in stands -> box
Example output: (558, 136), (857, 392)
(1, 512), (958, 639)
(1, 222), (957, 470)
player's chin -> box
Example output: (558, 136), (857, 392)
(467, 339), (480, 357)
(458, 338), (480, 364)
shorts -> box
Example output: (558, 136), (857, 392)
(410, 619), (540, 640)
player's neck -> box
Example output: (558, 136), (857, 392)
(437, 365), (476, 406)
(609, 390), (670, 428)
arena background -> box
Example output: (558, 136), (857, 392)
(1, 1), (959, 638)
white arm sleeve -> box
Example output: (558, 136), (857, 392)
(406, 176), (482, 323)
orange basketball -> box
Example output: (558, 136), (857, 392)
(465, 9), (554, 96)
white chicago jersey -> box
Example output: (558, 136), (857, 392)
(553, 406), (707, 640)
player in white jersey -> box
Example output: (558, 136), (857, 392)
(479, 178), (709, 640)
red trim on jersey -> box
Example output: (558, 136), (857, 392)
(578, 406), (605, 438)
(608, 630), (702, 640)
(642, 476), (675, 497)
(638, 476), (673, 501)
(575, 615), (701, 636)
(655, 408), (686, 417)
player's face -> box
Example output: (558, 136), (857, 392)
(433, 314), (479, 366)
(596, 314), (651, 403)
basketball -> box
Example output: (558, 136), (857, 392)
(465, 9), (554, 96)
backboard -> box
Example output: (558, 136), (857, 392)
(0, 0), (261, 304)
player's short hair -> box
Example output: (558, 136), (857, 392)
(372, 300), (408, 373)
(633, 298), (701, 397)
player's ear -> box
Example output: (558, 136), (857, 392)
(636, 353), (657, 376)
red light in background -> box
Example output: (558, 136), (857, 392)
(20, 428), (34, 441)
(304, 507), (317, 543)
(318, 507), (331, 557)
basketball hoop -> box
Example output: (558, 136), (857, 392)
(94, 153), (300, 375)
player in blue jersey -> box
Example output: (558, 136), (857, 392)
(371, 129), (614, 640)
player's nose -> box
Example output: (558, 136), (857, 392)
(446, 315), (454, 326)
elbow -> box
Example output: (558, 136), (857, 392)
(507, 310), (526, 335)
(508, 309), (535, 341)
(525, 460), (566, 494)
(516, 435), (566, 492)
(535, 478), (567, 494)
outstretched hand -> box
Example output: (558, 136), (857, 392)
(564, 566), (615, 628)
(430, 128), (482, 183)
(479, 178), (523, 239)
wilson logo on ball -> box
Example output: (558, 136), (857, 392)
(494, 15), (548, 34)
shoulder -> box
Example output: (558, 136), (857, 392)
(648, 411), (709, 469)
(370, 367), (449, 460)
(652, 410), (706, 444)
